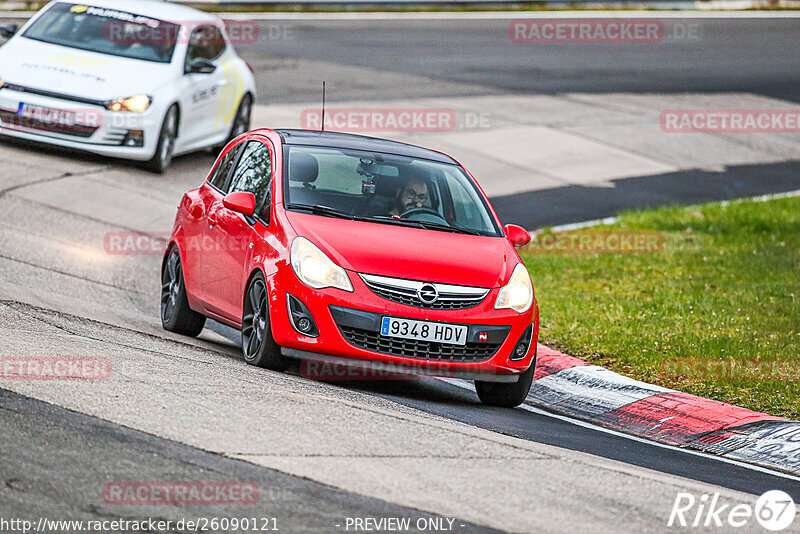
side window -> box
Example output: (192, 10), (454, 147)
(449, 177), (481, 227)
(185, 25), (226, 68)
(207, 146), (239, 191)
(228, 141), (272, 221)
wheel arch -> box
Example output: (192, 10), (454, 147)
(243, 266), (284, 327)
(162, 239), (202, 313)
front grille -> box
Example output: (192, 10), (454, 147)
(339, 325), (501, 362)
(360, 273), (489, 310)
(0, 110), (97, 138)
(2, 83), (108, 107)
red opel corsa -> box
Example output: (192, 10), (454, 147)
(161, 129), (538, 407)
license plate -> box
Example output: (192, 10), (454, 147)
(380, 316), (467, 346)
(18, 103), (76, 126)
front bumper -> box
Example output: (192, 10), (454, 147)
(0, 87), (160, 161)
(267, 265), (538, 381)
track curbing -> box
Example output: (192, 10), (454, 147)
(529, 344), (800, 476)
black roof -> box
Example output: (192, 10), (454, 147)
(276, 129), (456, 165)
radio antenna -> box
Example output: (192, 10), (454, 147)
(321, 81), (326, 132)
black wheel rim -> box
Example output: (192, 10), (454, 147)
(242, 278), (267, 360)
(161, 251), (181, 323)
(160, 108), (177, 166)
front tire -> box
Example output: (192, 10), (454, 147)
(242, 273), (290, 371)
(144, 105), (178, 174)
(161, 247), (206, 337)
(475, 352), (536, 408)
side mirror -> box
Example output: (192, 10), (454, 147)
(504, 224), (531, 248)
(0, 24), (19, 39)
(223, 191), (255, 216)
(186, 59), (216, 74)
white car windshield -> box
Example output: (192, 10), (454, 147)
(284, 146), (503, 237)
(23, 2), (179, 63)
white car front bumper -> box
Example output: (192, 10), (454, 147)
(0, 85), (162, 161)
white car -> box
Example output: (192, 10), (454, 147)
(0, 0), (256, 172)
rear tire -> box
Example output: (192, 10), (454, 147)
(144, 105), (178, 174)
(161, 247), (205, 337)
(475, 351), (536, 408)
(242, 272), (290, 371)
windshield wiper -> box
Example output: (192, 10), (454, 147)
(413, 220), (484, 236)
(370, 216), (483, 236)
(286, 204), (359, 220)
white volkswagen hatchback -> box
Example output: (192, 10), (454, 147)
(0, 0), (256, 172)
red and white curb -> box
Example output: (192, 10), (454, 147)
(528, 345), (800, 476)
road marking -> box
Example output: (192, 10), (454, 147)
(441, 377), (800, 484)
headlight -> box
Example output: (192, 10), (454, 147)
(107, 94), (151, 113)
(0, 78), (5, 90)
(291, 237), (353, 292)
(495, 263), (533, 313)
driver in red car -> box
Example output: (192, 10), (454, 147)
(355, 168), (431, 218)
(390, 178), (429, 216)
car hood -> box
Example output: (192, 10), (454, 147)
(0, 37), (173, 101)
(286, 212), (516, 288)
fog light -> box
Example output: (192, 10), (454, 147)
(509, 323), (534, 361)
(122, 130), (144, 147)
(287, 294), (319, 338)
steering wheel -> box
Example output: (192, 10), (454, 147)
(400, 207), (449, 224)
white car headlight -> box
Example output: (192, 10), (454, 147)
(495, 263), (533, 313)
(291, 237), (353, 292)
(107, 94), (151, 113)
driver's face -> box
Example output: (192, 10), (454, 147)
(397, 180), (429, 213)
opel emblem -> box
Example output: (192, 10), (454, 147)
(417, 283), (438, 304)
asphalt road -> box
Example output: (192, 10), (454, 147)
(0, 387), (504, 534)
(239, 16), (800, 228)
(205, 320), (800, 501)
(1, 11), (800, 534)
(236, 17), (800, 104)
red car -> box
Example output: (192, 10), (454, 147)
(161, 129), (538, 407)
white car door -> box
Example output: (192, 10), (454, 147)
(177, 24), (230, 147)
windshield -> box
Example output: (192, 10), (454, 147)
(22, 2), (179, 64)
(284, 146), (502, 237)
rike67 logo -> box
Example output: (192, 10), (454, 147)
(669, 490), (796, 531)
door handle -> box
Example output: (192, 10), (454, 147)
(208, 214), (217, 227)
